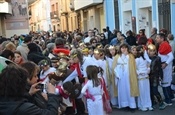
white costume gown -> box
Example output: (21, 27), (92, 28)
(136, 57), (152, 109)
(106, 57), (118, 106)
(40, 67), (56, 82)
(158, 52), (174, 87)
(114, 54), (136, 108)
(81, 80), (104, 115)
(63, 56), (99, 83)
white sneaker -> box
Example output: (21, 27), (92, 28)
(163, 102), (173, 106)
(171, 98), (175, 101)
(139, 108), (147, 112)
(148, 107), (154, 111)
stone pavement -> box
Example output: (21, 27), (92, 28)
(110, 86), (175, 115)
(110, 103), (175, 115)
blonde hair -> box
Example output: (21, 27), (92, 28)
(5, 42), (16, 52)
(131, 45), (137, 50)
(70, 49), (83, 64)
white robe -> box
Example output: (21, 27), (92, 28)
(158, 52), (174, 87)
(81, 80), (104, 115)
(114, 54), (136, 108)
(40, 67), (56, 82)
(105, 57), (118, 106)
(136, 57), (152, 109)
(63, 56), (98, 83)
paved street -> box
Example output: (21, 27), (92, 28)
(110, 87), (175, 115)
(110, 103), (175, 115)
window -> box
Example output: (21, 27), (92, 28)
(114, 0), (119, 29)
(158, 0), (171, 32)
(52, 4), (55, 12)
(56, 3), (58, 11)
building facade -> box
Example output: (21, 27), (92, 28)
(0, 0), (12, 37)
(59, 0), (78, 32)
(74, 0), (105, 32)
(118, 0), (175, 36)
(29, 0), (51, 32)
(104, 0), (119, 31)
(50, 0), (60, 31)
(0, 0), (30, 37)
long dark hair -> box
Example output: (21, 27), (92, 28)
(136, 45), (145, 60)
(86, 65), (103, 87)
(0, 65), (28, 99)
(104, 45), (112, 58)
(21, 61), (39, 80)
(118, 43), (130, 55)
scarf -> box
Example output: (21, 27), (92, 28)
(159, 41), (172, 55)
(106, 60), (111, 87)
(75, 63), (83, 78)
(56, 86), (69, 99)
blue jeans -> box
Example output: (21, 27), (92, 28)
(162, 86), (174, 104)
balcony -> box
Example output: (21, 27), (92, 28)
(74, 0), (103, 10)
(0, 1), (12, 14)
(50, 11), (59, 19)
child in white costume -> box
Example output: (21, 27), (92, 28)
(135, 46), (153, 111)
(81, 65), (104, 115)
(112, 44), (139, 112)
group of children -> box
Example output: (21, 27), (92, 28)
(3, 36), (173, 115)
(36, 44), (172, 115)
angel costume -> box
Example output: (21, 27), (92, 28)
(81, 80), (104, 115)
(136, 57), (152, 110)
(112, 54), (139, 109)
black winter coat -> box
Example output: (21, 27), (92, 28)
(27, 52), (46, 65)
(126, 36), (137, 46)
(0, 94), (59, 115)
(24, 84), (47, 109)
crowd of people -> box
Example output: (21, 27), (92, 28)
(0, 26), (175, 115)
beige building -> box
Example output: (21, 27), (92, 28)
(29, 0), (51, 32)
(74, 0), (105, 32)
(0, 0), (30, 37)
(59, 0), (78, 31)
(0, 0), (12, 37)
(50, 0), (60, 31)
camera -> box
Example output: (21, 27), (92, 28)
(37, 83), (46, 91)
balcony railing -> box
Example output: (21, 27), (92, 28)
(50, 10), (59, 19)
